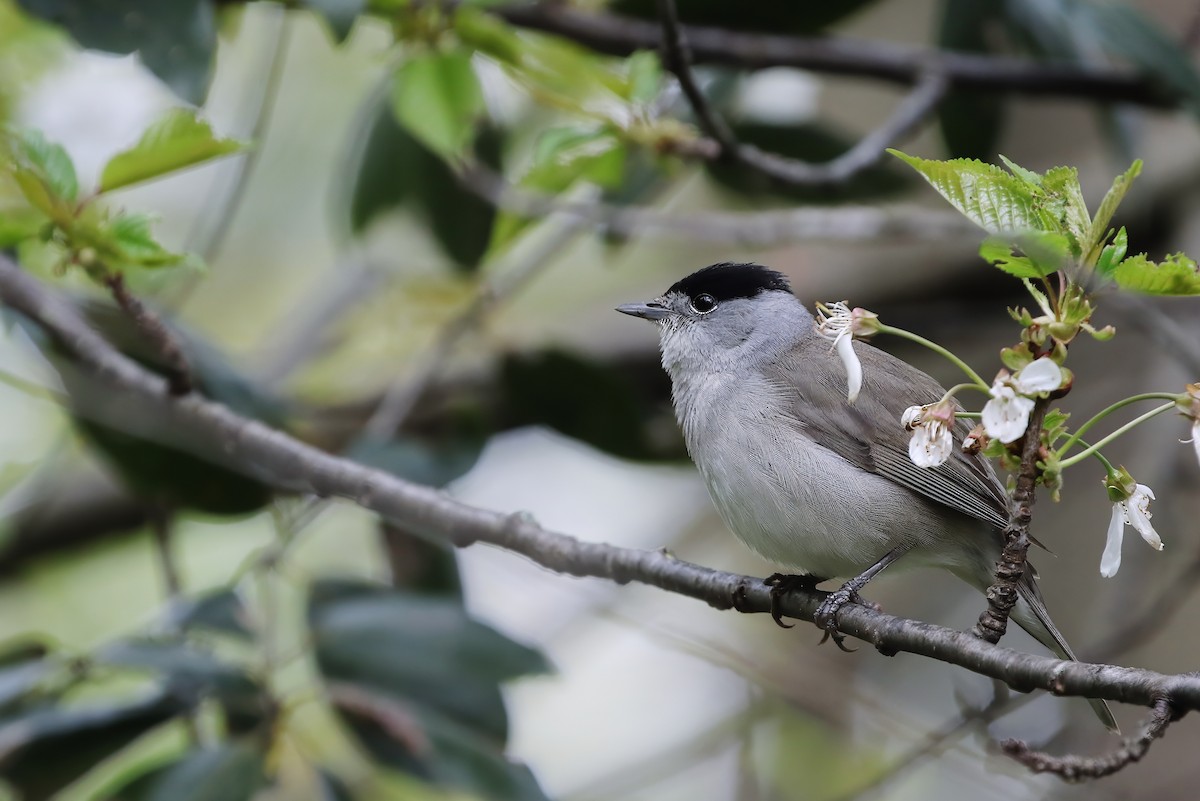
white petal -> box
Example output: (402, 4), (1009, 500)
(1015, 357), (1063, 394)
(901, 405), (923, 430)
(1193, 422), (1200, 468)
(835, 334), (863, 403)
(1126, 484), (1163, 550)
(908, 423), (952, 467)
(982, 388), (1035, 444)
(1100, 504), (1125, 577)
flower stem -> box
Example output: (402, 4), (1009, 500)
(938, 382), (991, 404)
(1056, 393), (1182, 458)
(878, 325), (989, 390)
(1059, 402), (1176, 468)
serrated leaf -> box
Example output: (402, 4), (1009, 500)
(1039, 166), (1089, 252)
(391, 50), (484, 161)
(998, 154), (1041, 187)
(99, 109), (243, 193)
(1084, 161), (1141, 265)
(1110, 252), (1200, 295)
(888, 150), (1054, 233)
(979, 230), (1069, 278)
(101, 743), (267, 801)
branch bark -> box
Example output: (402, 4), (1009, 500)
(497, 4), (1177, 106)
(973, 397), (1049, 643)
(6, 255), (1200, 715)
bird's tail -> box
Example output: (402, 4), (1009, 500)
(1013, 574), (1119, 733)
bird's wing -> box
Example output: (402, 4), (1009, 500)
(765, 337), (1009, 529)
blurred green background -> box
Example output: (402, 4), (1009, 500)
(1, 0), (1200, 799)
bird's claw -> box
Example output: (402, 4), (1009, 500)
(813, 586), (865, 652)
(763, 573), (822, 629)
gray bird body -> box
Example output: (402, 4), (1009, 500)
(620, 263), (1116, 731)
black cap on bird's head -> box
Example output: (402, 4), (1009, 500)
(616, 263), (792, 321)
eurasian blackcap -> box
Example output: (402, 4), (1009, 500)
(617, 262), (1116, 731)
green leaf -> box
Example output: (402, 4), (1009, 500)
(304, 0), (365, 43)
(6, 128), (77, 222)
(1110, 252), (1200, 295)
(1096, 227), (1128, 277)
(0, 689), (188, 801)
(888, 150), (1053, 233)
(16, 0), (216, 104)
(1039, 166), (1090, 253)
(309, 580), (548, 741)
(164, 589), (255, 641)
(101, 743), (267, 801)
(391, 49), (484, 161)
(624, 50), (662, 105)
(328, 683), (550, 801)
(997, 154), (1041, 187)
(99, 109), (243, 193)
(102, 212), (186, 269)
(1084, 160), (1141, 265)
(490, 127), (625, 253)
(979, 231), (1070, 278)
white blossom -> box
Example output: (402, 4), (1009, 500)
(1014, 357), (1063, 394)
(815, 301), (866, 403)
(1099, 484), (1163, 578)
(902, 403), (955, 468)
(981, 385), (1035, 444)
(981, 357), (1063, 444)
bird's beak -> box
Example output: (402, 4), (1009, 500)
(615, 300), (670, 321)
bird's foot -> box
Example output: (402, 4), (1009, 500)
(763, 573), (823, 629)
(813, 585), (872, 653)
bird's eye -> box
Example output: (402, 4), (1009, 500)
(691, 293), (718, 314)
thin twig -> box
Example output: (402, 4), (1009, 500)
(8, 254), (1200, 714)
(655, 0), (738, 154)
(497, 4), (1177, 106)
(655, 0), (948, 187)
(103, 272), (193, 395)
(457, 163), (983, 247)
(1001, 698), (1179, 781)
(973, 398), (1049, 643)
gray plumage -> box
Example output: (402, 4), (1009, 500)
(618, 263), (1116, 731)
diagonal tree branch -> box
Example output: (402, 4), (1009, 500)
(655, 0), (949, 187)
(5, 254), (1200, 718)
(497, 4), (1177, 106)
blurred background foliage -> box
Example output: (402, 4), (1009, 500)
(1, 0), (1200, 799)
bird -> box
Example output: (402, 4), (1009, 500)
(616, 262), (1117, 731)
